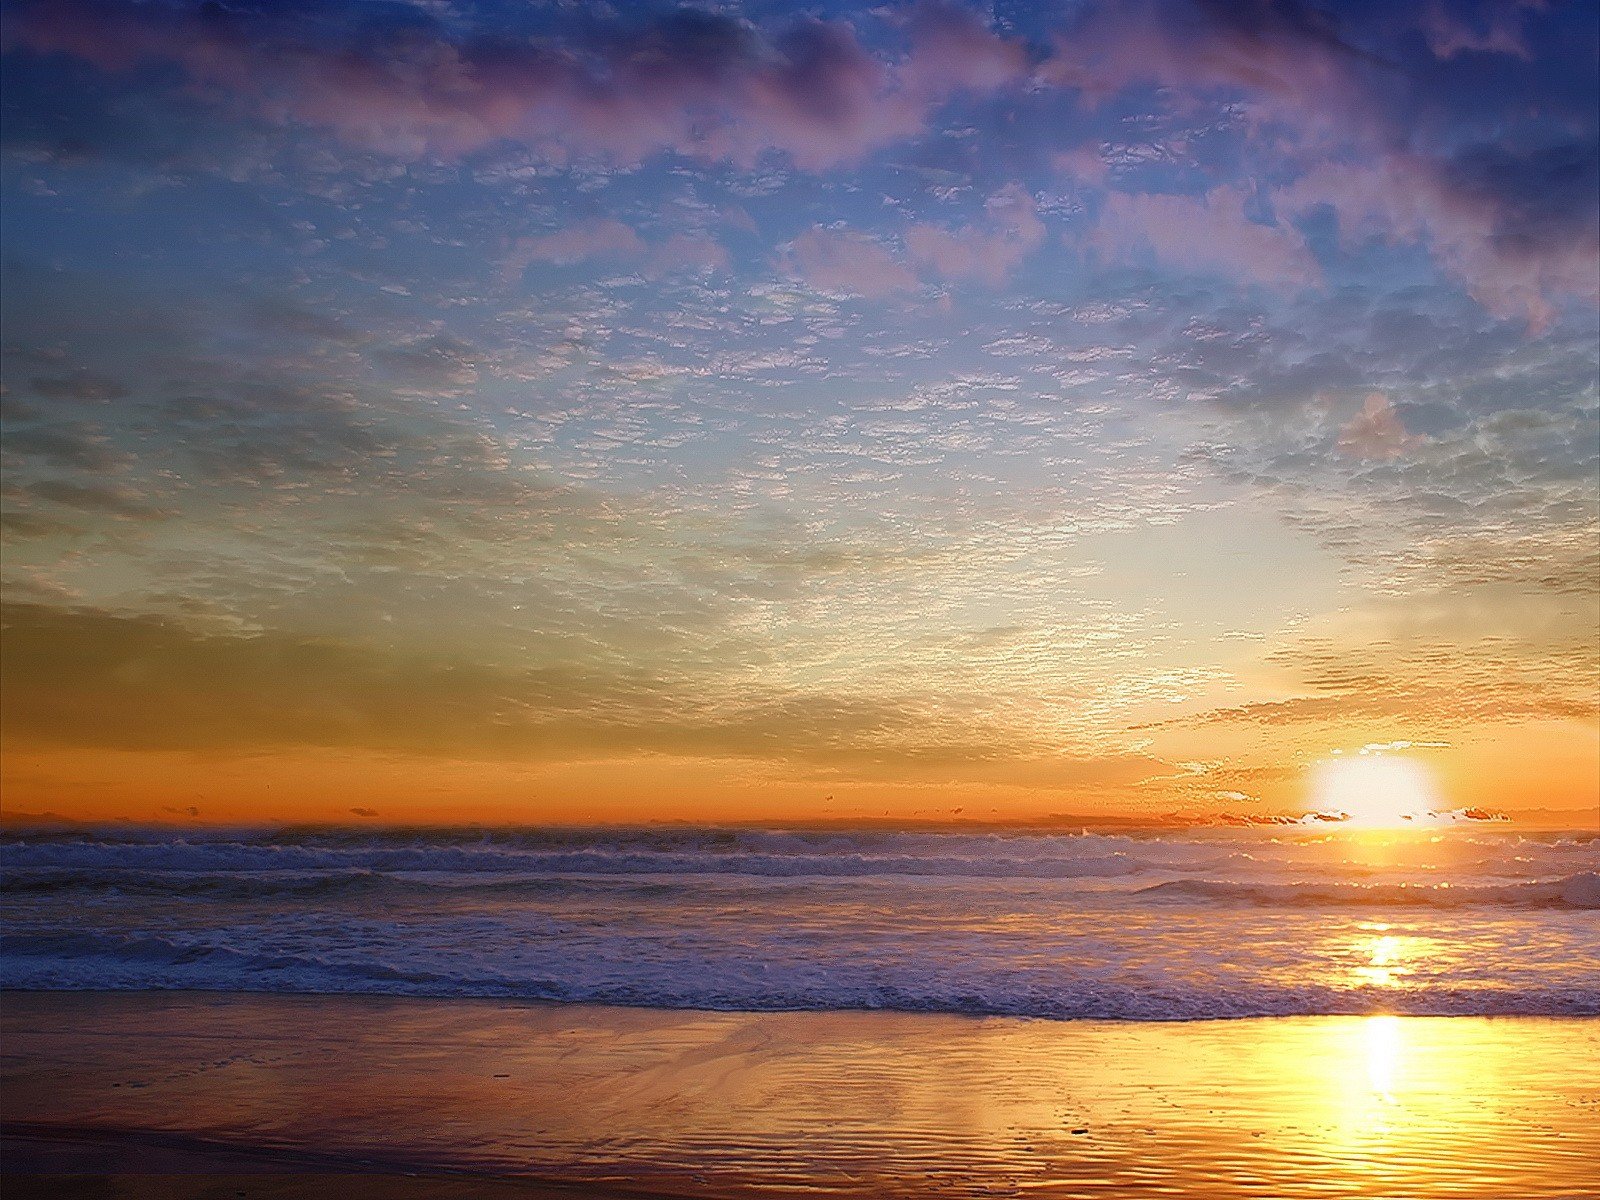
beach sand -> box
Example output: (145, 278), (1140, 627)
(2, 992), (1596, 1198)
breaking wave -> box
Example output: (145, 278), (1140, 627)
(1137, 872), (1600, 910)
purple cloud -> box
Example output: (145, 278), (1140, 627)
(4, 0), (1029, 169)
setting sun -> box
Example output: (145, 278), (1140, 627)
(1312, 755), (1443, 827)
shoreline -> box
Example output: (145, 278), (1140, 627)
(3, 983), (1383, 1020)
(4, 991), (1597, 1197)
(11, 980), (1600, 1011)
(4, 984), (1596, 1024)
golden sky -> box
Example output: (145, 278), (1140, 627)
(2, 0), (1596, 825)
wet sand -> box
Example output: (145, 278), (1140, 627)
(3, 992), (1597, 1198)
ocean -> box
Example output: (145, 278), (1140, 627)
(2, 825), (1596, 1021)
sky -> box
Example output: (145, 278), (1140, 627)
(0, 0), (1596, 826)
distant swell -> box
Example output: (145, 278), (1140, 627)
(1137, 872), (1600, 910)
(0, 841), (1188, 882)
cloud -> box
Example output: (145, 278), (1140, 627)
(1053, 144), (1111, 186)
(371, 334), (480, 390)
(0, 600), (1056, 768)
(1418, 0), (1546, 60)
(1038, 0), (1376, 133)
(10, 0), (1592, 328)
(505, 222), (730, 282)
(27, 371), (128, 402)
(1088, 186), (1320, 289)
(3, 0), (1028, 170)
(1044, 1), (1596, 327)
(892, 0), (1032, 96)
(1337, 393), (1423, 459)
(1279, 142), (1600, 331)
(788, 227), (919, 298)
(905, 183), (1046, 286)
(250, 300), (363, 347)
(647, 233), (732, 277)
(506, 219), (647, 276)
(17, 478), (169, 519)
(1, 421), (129, 472)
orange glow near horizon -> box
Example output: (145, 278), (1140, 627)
(1, 730), (1596, 827)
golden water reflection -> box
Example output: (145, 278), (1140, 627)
(1347, 921), (1432, 991)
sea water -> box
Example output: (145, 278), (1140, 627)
(2, 825), (1596, 1019)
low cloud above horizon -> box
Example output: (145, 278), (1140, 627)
(1, 0), (1596, 824)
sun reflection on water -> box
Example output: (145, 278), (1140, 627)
(1320, 1012), (1414, 1156)
(1351, 923), (1416, 989)
(1363, 1014), (1401, 1105)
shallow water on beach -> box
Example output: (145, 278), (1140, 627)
(2, 825), (1597, 1019)
(3, 994), (1597, 1198)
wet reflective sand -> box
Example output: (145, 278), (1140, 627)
(3, 992), (1596, 1197)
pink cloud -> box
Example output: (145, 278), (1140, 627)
(634, 5), (1030, 172)
(1337, 393), (1423, 460)
(504, 219), (645, 279)
(1053, 144), (1110, 187)
(504, 223), (732, 282)
(788, 228), (919, 298)
(905, 184), (1046, 286)
(648, 234), (732, 277)
(1279, 157), (1600, 332)
(893, 1), (1032, 99)
(5, 1), (1029, 170)
(1037, 0), (1370, 145)
(720, 205), (759, 235)
(1089, 186), (1320, 289)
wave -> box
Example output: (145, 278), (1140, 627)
(0, 841), (1223, 883)
(7, 865), (1597, 908)
(1136, 872), (1600, 910)
(0, 867), (695, 902)
(0, 931), (444, 988)
(3, 929), (1595, 1020)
